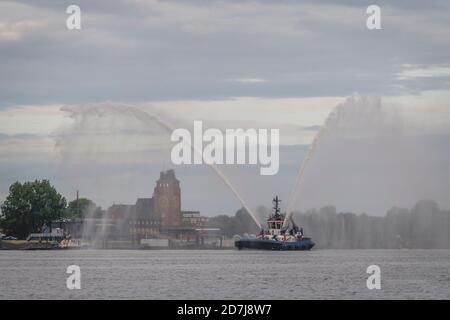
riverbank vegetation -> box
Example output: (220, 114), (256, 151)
(0, 180), (98, 239)
(207, 200), (450, 249)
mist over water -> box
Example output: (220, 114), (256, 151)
(56, 103), (261, 234)
(53, 96), (450, 242)
(288, 95), (450, 216)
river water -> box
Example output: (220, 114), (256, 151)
(0, 249), (449, 299)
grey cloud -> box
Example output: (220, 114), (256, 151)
(393, 76), (450, 94)
(1, 0), (450, 107)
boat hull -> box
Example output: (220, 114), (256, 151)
(235, 238), (314, 251)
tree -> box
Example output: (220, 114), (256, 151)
(207, 208), (260, 238)
(207, 215), (237, 238)
(65, 198), (100, 218)
(0, 180), (67, 239)
(235, 208), (260, 235)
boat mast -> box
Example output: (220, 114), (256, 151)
(273, 196), (281, 217)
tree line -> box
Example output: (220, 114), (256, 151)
(208, 200), (450, 249)
(0, 180), (100, 239)
(2, 180), (449, 248)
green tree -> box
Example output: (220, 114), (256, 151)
(207, 215), (237, 238)
(235, 208), (260, 235)
(65, 198), (100, 218)
(0, 180), (67, 239)
(207, 208), (261, 238)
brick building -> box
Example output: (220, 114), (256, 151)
(153, 169), (182, 228)
(56, 169), (213, 245)
(182, 211), (209, 228)
(106, 169), (184, 242)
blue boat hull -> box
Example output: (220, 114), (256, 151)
(235, 238), (315, 251)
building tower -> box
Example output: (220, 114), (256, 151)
(153, 169), (182, 228)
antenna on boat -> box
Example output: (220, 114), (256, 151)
(273, 196), (281, 217)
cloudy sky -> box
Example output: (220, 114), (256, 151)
(1, 0), (449, 216)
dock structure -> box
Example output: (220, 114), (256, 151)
(26, 233), (65, 242)
(195, 228), (223, 247)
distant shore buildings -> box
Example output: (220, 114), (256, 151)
(53, 170), (223, 248)
(109, 169), (184, 242)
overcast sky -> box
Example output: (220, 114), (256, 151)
(0, 0), (449, 216)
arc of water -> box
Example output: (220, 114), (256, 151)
(128, 106), (262, 229)
(283, 111), (333, 228)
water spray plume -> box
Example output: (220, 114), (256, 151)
(61, 103), (262, 229)
(283, 100), (338, 228)
(284, 95), (385, 227)
(139, 108), (262, 229)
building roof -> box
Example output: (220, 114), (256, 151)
(108, 204), (135, 219)
(135, 198), (159, 221)
(158, 169), (179, 183)
(107, 199), (160, 221)
(182, 210), (200, 216)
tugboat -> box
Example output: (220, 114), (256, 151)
(234, 196), (314, 251)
